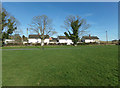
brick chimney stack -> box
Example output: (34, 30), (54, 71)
(49, 37), (52, 40)
(89, 34), (91, 39)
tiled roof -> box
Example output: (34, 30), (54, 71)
(82, 36), (99, 39)
(29, 35), (49, 39)
(58, 36), (68, 39)
(52, 38), (57, 40)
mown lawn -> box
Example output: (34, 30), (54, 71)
(2, 45), (118, 86)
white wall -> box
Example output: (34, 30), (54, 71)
(59, 39), (73, 45)
(44, 39), (49, 44)
(59, 39), (67, 43)
(85, 39), (99, 43)
(81, 38), (100, 43)
(67, 39), (73, 45)
(28, 39), (41, 43)
(28, 38), (49, 44)
(23, 41), (27, 44)
(4, 39), (15, 44)
(85, 39), (93, 43)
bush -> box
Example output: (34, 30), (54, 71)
(77, 42), (99, 45)
(44, 43), (47, 45)
(58, 43), (67, 45)
(25, 43), (31, 46)
(77, 43), (89, 45)
(49, 43), (57, 45)
(35, 43), (41, 46)
(6, 43), (23, 46)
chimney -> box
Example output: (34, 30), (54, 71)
(89, 34), (91, 37)
(49, 37), (52, 40)
(89, 34), (91, 39)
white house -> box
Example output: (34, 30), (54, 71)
(28, 35), (50, 44)
(23, 41), (28, 45)
(4, 39), (15, 44)
(57, 36), (73, 45)
(49, 38), (58, 45)
(81, 35), (100, 43)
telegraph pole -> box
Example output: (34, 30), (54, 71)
(27, 28), (28, 44)
(106, 31), (108, 44)
(27, 28), (28, 37)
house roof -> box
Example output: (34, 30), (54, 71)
(29, 35), (49, 39)
(49, 37), (58, 42)
(82, 36), (99, 39)
(112, 40), (118, 42)
(52, 38), (57, 40)
(58, 36), (68, 39)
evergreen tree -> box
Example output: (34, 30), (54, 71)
(64, 15), (90, 46)
(7, 19), (17, 35)
(1, 8), (17, 44)
(1, 8), (8, 31)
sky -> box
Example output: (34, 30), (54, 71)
(2, 2), (118, 41)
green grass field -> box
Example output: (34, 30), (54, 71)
(2, 45), (118, 86)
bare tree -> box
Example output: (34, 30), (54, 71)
(29, 15), (56, 47)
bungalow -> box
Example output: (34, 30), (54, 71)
(81, 35), (100, 43)
(4, 39), (15, 44)
(57, 36), (73, 45)
(49, 38), (58, 45)
(28, 35), (49, 44)
(4, 34), (22, 45)
(112, 39), (119, 45)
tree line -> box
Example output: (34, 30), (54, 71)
(1, 8), (90, 46)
